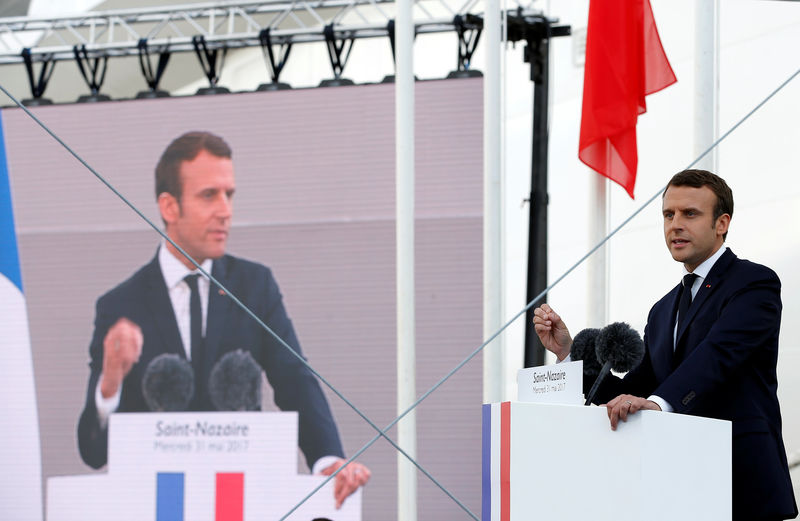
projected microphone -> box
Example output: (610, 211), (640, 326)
(208, 349), (263, 411)
(141, 353), (195, 411)
(584, 322), (645, 406)
(569, 328), (602, 377)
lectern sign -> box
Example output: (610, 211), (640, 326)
(112, 414), (285, 470)
(516, 361), (583, 405)
(47, 412), (361, 521)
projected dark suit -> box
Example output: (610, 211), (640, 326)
(77, 252), (344, 470)
(591, 249), (797, 521)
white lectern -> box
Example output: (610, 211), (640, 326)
(48, 411), (360, 521)
(482, 402), (731, 521)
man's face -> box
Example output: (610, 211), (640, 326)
(662, 185), (729, 272)
(159, 149), (235, 269)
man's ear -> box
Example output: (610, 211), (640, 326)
(158, 192), (180, 225)
(715, 213), (731, 237)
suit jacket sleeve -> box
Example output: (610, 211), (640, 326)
(77, 296), (117, 469)
(254, 267), (344, 470)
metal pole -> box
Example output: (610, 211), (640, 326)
(395, 0), (416, 518)
(523, 27), (549, 368)
(483, 0), (504, 403)
(694, 0), (719, 172)
(587, 174), (608, 328)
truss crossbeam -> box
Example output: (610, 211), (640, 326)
(0, 0), (517, 65)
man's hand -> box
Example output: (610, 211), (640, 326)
(532, 303), (573, 360)
(99, 318), (143, 398)
(604, 394), (662, 431)
(320, 458), (371, 509)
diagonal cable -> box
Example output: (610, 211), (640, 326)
(281, 61), (800, 517)
(0, 82), (478, 520)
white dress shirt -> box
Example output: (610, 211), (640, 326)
(94, 244), (212, 422)
(158, 244), (213, 359)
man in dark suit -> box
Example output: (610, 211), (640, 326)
(534, 169), (796, 520)
(78, 131), (369, 507)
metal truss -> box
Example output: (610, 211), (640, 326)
(0, 0), (541, 65)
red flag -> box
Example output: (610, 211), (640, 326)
(578, 0), (677, 198)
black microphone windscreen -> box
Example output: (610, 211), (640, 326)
(595, 322), (645, 372)
(208, 349), (263, 411)
(141, 353), (195, 412)
(570, 328), (602, 376)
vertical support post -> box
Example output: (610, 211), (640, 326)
(483, 0), (504, 404)
(694, 0), (719, 171)
(524, 25), (549, 368)
(587, 175), (608, 328)
(395, 0), (416, 519)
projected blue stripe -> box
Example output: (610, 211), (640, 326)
(0, 111), (23, 292)
(482, 403), (491, 521)
(156, 472), (184, 521)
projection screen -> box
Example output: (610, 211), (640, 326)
(1, 77), (483, 520)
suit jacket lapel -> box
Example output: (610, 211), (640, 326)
(652, 283), (682, 377)
(143, 254), (185, 357)
(205, 257), (233, 369)
(675, 248), (736, 348)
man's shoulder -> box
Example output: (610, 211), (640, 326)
(96, 252), (279, 305)
(215, 253), (273, 278)
(647, 252), (779, 316)
(725, 254), (779, 283)
(214, 253), (271, 273)
(709, 251), (780, 296)
(96, 256), (160, 306)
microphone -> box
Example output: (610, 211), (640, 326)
(208, 349), (263, 411)
(141, 353), (195, 412)
(584, 322), (645, 405)
(569, 328), (602, 377)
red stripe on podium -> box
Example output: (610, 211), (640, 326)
(215, 473), (244, 521)
(501, 401), (510, 521)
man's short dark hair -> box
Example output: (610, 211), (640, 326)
(665, 169), (733, 240)
(155, 131), (232, 201)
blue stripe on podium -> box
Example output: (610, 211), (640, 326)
(157, 472), (185, 521)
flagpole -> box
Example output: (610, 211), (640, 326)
(694, 0), (720, 172)
(483, 0), (503, 401)
(395, 0), (417, 517)
(587, 173), (609, 329)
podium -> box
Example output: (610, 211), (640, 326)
(482, 402), (731, 521)
(48, 411), (361, 521)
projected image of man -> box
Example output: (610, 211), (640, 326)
(77, 131), (370, 507)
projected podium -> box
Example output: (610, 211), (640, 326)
(482, 401), (731, 521)
(48, 412), (361, 521)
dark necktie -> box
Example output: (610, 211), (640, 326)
(674, 273), (699, 366)
(184, 274), (204, 378)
